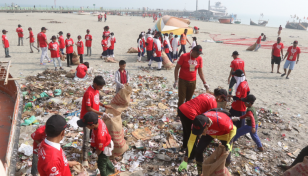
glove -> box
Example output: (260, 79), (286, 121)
(231, 116), (240, 121)
(178, 161), (187, 172)
(173, 81), (178, 89)
(204, 83), (209, 90)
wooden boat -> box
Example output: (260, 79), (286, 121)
(218, 18), (233, 24)
(234, 19), (241, 24)
(250, 19), (268, 26)
(78, 11), (90, 15)
(285, 21), (307, 30)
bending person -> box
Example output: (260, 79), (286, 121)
(178, 88), (228, 160)
(74, 62), (90, 81)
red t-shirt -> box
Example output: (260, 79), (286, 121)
(37, 32), (47, 47)
(146, 37), (153, 51)
(80, 86), (100, 119)
(142, 38), (145, 47)
(29, 31), (35, 43)
(153, 42), (161, 57)
(256, 36), (262, 44)
(2, 35), (9, 48)
(179, 93), (217, 120)
(101, 39), (108, 51)
(65, 38), (74, 54)
(76, 64), (88, 78)
(287, 46), (301, 61)
(203, 111), (233, 136)
(58, 36), (65, 49)
(85, 34), (92, 47)
(231, 81), (250, 111)
(194, 26), (198, 30)
(77, 40), (84, 55)
(48, 42), (60, 58)
(163, 40), (170, 53)
(103, 31), (110, 40)
(104, 14), (107, 18)
(109, 37), (116, 50)
(31, 125), (46, 154)
(16, 27), (23, 37)
(178, 53), (203, 81)
(91, 119), (111, 152)
(38, 139), (71, 176)
(272, 43), (284, 57)
(230, 58), (245, 77)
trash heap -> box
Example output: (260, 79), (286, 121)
(16, 69), (296, 176)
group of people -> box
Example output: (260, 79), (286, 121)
(98, 13), (107, 22)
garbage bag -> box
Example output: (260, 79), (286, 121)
(72, 53), (80, 65)
(104, 86), (132, 156)
(18, 143), (33, 156)
(54, 89), (62, 96)
(246, 43), (257, 51)
(202, 145), (231, 176)
(21, 116), (36, 126)
(40, 92), (49, 98)
(283, 156), (308, 176)
(127, 47), (138, 53)
(162, 51), (174, 69)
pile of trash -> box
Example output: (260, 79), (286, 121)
(16, 69), (295, 175)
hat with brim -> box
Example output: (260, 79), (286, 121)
(192, 45), (203, 54)
(232, 51), (239, 56)
(192, 114), (210, 135)
(241, 94), (256, 103)
(232, 69), (244, 77)
(77, 112), (98, 128)
(2, 30), (8, 32)
(45, 115), (67, 135)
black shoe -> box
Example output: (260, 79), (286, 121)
(148, 64), (151, 67)
(281, 73), (286, 77)
(157, 69), (161, 71)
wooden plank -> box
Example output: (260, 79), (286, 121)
(4, 60), (11, 85)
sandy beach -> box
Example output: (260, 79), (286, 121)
(1, 13), (308, 174)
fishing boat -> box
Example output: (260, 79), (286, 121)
(218, 17), (233, 24)
(250, 19), (268, 26)
(285, 21), (307, 30)
(78, 11), (90, 15)
(92, 11), (100, 16)
(234, 19), (241, 24)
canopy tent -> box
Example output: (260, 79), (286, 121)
(152, 15), (193, 36)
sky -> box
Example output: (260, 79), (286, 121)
(1, 0), (307, 18)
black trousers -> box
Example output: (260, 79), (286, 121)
(228, 77), (236, 95)
(147, 50), (153, 60)
(195, 135), (232, 165)
(67, 53), (73, 67)
(79, 54), (83, 63)
(291, 146), (308, 167)
(178, 44), (186, 56)
(178, 109), (195, 159)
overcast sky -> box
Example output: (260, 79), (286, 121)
(1, 0), (307, 18)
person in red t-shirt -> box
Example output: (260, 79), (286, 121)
(57, 31), (65, 55)
(48, 35), (63, 71)
(108, 32), (116, 59)
(228, 51), (245, 96)
(278, 25), (282, 36)
(178, 109), (236, 173)
(178, 88), (228, 160)
(16, 24), (24, 46)
(148, 35), (164, 69)
(145, 32), (154, 61)
(80, 76), (113, 167)
(104, 13), (107, 22)
(193, 26), (199, 34)
(254, 33), (264, 51)
(27, 27), (39, 53)
(228, 69), (250, 129)
(77, 112), (119, 176)
(101, 35), (108, 60)
(65, 33), (74, 67)
(174, 45), (209, 108)
(85, 29), (92, 56)
(98, 14), (101, 22)
(103, 26), (110, 40)
(76, 35), (84, 63)
(281, 40), (301, 79)
(75, 62), (89, 80)
(37, 115), (80, 176)
(37, 27), (51, 65)
(163, 33), (172, 62)
(31, 125), (46, 176)
(271, 37), (284, 73)
(2, 29), (10, 58)
(115, 60), (130, 93)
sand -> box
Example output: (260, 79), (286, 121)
(1, 13), (307, 158)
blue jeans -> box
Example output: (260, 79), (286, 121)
(233, 125), (262, 148)
(4, 48), (9, 56)
(254, 44), (261, 51)
(142, 47), (146, 56)
(229, 108), (246, 129)
(60, 48), (64, 55)
(179, 44), (186, 56)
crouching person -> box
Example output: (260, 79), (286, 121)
(77, 112), (119, 176)
(74, 62), (90, 81)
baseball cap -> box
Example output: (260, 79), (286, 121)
(293, 40), (298, 44)
(58, 31), (63, 34)
(50, 35), (57, 40)
(41, 27), (48, 30)
(111, 32), (114, 36)
(45, 115), (67, 136)
(2, 29), (8, 33)
(77, 112), (99, 127)
(232, 69), (244, 77)
(18, 24), (22, 27)
(192, 45), (203, 54)
(170, 32), (173, 35)
(215, 88), (228, 101)
(86, 29), (90, 32)
(241, 94), (256, 104)
(67, 33), (71, 36)
(77, 35), (81, 38)
(232, 51), (239, 56)
(164, 33), (168, 36)
(192, 114), (210, 135)
(28, 27), (32, 30)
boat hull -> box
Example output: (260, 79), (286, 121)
(218, 18), (233, 24)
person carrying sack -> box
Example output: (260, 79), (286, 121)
(178, 109), (236, 176)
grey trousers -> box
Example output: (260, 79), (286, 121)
(30, 43), (39, 52)
(87, 47), (91, 56)
(18, 37), (23, 46)
(4, 48), (9, 56)
(82, 127), (90, 161)
(31, 153), (38, 176)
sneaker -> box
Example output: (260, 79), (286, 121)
(257, 147), (264, 152)
(281, 73), (286, 77)
(7, 55), (11, 57)
(286, 77), (289, 79)
(48, 60), (53, 63)
(59, 67), (64, 70)
(157, 68), (161, 71)
(40, 63), (46, 65)
(30, 51), (33, 53)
